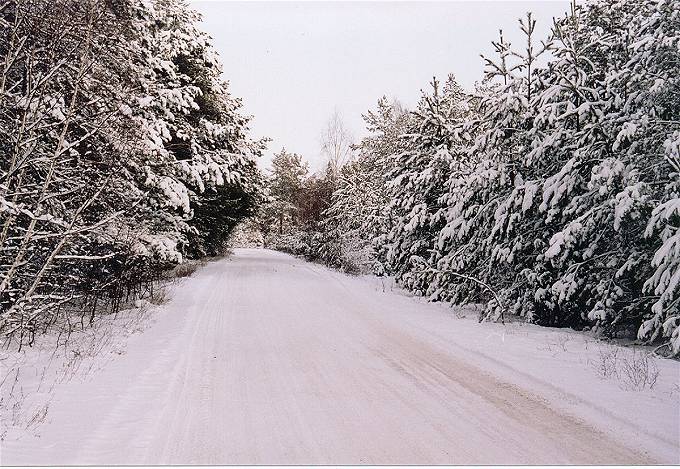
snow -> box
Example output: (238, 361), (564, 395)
(522, 181), (539, 212)
(545, 221), (583, 260)
(1, 248), (679, 464)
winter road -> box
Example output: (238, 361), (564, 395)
(3, 249), (678, 464)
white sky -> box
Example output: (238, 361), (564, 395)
(191, 1), (571, 172)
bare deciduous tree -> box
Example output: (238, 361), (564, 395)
(320, 109), (354, 176)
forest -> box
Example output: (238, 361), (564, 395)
(1, 0), (679, 360)
(256, 0), (680, 358)
(0, 0), (264, 347)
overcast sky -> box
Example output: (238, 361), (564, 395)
(191, 1), (571, 172)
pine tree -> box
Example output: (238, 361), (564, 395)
(384, 75), (473, 294)
(320, 97), (411, 273)
(268, 148), (308, 236)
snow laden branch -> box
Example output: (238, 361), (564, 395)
(410, 255), (506, 324)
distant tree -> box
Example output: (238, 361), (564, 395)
(269, 148), (308, 233)
(320, 109), (354, 177)
(297, 163), (337, 230)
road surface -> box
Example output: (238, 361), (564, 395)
(2, 249), (676, 464)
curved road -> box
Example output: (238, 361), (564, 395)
(3, 249), (674, 464)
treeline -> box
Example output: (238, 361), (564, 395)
(264, 0), (680, 357)
(253, 109), (352, 258)
(253, 148), (334, 257)
(0, 0), (263, 346)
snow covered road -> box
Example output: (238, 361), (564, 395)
(2, 248), (679, 464)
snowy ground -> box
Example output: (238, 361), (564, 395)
(1, 248), (678, 464)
